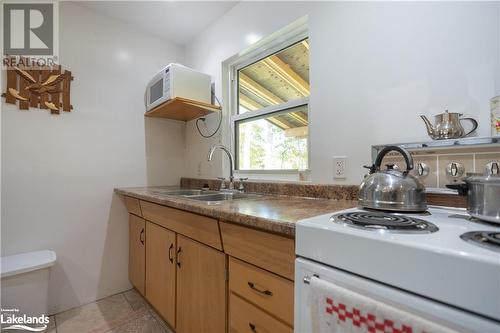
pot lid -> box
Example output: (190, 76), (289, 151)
(465, 174), (500, 184)
(439, 109), (462, 116)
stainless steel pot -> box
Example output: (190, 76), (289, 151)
(359, 146), (428, 212)
(447, 174), (500, 224)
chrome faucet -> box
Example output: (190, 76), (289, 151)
(207, 144), (235, 190)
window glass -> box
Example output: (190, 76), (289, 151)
(237, 38), (309, 114)
(149, 78), (163, 104)
(236, 104), (308, 170)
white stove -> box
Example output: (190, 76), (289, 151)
(295, 206), (500, 332)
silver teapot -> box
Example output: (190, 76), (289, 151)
(420, 110), (478, 140)
(359, 146), (427, 212)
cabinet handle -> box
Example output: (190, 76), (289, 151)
(176, 247), (182, 268)
(248, 323), (257, 332)
(139, 229), (145, 245)
(247, 282), (273, 296)
(168, 243), (174, 263)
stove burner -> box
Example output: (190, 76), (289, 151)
(461, 231), (500, 252)
(331, 211), (439, 234)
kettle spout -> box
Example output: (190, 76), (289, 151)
(420, 115), (434, 136)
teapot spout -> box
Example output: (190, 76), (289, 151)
(420, 115), (435, 136)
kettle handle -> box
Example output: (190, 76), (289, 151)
(460, 118), (478, 137)
(374, 146), (414, 175)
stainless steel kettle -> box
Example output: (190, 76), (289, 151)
(420, 110), (478, 140)
(359, 146), (427, 212)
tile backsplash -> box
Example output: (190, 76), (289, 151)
(382, 146), (500, 189)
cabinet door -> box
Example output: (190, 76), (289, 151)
(129, 214), (145, 295)
(176, 235), (226, 333)
(145, 222), (176, 327)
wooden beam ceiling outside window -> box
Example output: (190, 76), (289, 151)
(239, 73), (284, 105)
(239, 94), (263, 111)
(237, 45), (310, 134)
(262, 55), (310, 96)
(301, 39), (309, 50)
(285, 126), (308, 138)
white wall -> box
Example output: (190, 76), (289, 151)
(185, 1), (500, 184)
(498, 2), (500, 92)
(1, 2), (185, 314)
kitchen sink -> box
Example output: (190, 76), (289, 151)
(187, 192), (259, 204)
(151, 189), (218, 196)
(151, 188), (259, 204)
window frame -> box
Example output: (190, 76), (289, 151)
(226, 21), (310, 173)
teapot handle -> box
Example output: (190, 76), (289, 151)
(460, 118), (478, 137)
(374, 146), (414, 175)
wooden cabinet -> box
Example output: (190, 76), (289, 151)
(140, 201), (222, 250)
(229, 293), (292, 333)
(125, 198), (294, 333)
(125, 197), (142, 216)
(176, 235), (226, 333)
(221, 223), (295, 331)
(229, 258), (294, 326)
(145, 222), (176, 327)
(220, 222), (295, 280)
(129, 214), (145, 295)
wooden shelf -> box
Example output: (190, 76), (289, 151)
(145, 97), (221, 121)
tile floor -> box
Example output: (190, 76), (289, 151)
(45, 289), (173, 333)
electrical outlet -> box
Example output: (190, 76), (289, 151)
(333, 156), (347, 179)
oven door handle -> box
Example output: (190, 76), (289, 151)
(303, 274), (320, 284)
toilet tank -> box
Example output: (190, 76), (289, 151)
(1, 250), (57, 318)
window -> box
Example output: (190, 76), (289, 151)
(231, 37), (310, 171)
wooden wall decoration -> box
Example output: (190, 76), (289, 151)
(2, 57), (74, 115)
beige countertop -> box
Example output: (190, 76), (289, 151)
(114, 186), (358, 237)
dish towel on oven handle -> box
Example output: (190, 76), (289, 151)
(309, 276), (459, 333)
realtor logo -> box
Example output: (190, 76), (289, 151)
(2, 1), (58, 69)
(4, 3), (53, 55)
(1, 308), (49, 332)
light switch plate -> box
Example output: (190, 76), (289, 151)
(333, 156), (347, 179)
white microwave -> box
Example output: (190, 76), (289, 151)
(146, 63), (211, 111)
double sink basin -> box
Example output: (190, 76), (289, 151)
(151, 188), (258, 205)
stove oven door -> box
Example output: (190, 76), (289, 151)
(294, 257), (500, 333)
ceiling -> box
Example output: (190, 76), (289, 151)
(76, 1), (238, 45)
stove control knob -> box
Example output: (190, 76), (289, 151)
(446, 162), (464, 178)
(485, 161), (499, 176)
(416, 162), (429, 177)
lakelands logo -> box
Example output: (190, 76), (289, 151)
(2, 0), (59, 69)
(1, 308), (49, 332)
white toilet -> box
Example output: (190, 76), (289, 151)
(1, 250), (57, 317)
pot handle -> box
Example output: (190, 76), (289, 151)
(445, 183), (469, 196)
(374, 146), (414, 175)
(460, 118), (478, 137)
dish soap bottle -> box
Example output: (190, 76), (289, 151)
(492, 95), (500, 137)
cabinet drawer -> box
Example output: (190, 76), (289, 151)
(140, 201), (222, 250)
(229, 258), (293, 326)
(229, 293), (292, 333)
(124, 196), (142, 216)
(220, 222), (295, 280)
